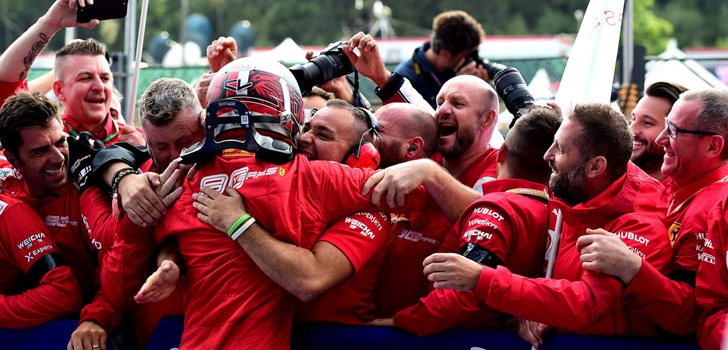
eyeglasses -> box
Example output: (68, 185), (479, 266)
(665, 120), (718, 139)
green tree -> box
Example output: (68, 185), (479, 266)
(633, 0), (673, 55)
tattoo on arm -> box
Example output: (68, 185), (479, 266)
(20, 33), (50, 81)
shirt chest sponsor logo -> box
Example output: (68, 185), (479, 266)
(45, 215), (77, 228)
(397, 229), (439, 245)
(615, 231), (650, 246)
(344, 217), (375, 240)
(200, 166), (281, 192)
(17, 232), (47, 250)
(471, 208), (504, 222)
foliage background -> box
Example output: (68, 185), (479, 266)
(1, 0), (726, 59)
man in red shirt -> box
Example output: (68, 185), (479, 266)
(194, 100), (391, 326)
(0, 92), (99, 324)
(52, 39), (144, 147)
(629, 82), (686, 182)
(575, 89), (728, 343)
(421, 103), (672, 344)
(340, 32), (503, 316)
(70, 78), (204, 348)
(380, 106), (561, 334)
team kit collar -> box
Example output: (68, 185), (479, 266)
(667, 162), (728, 212)
(62, 112), (119, 145)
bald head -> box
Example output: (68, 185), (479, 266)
(375, 103), (438, 167)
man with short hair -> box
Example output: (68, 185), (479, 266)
(421, 103), (672, 341)
(375, 106), (561, 334)
(375, 103), (438, 168)
(373, 74), (501, 316)
(52, 39), (143, 146)
(394, 10), (486, 108)
(70, 78), (203, 348)
(0, 91), (99, 319)
(630, 82), (686, 181)
(581, 89), (728, 338)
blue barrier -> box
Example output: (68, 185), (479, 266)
(0, 317), (700, 349)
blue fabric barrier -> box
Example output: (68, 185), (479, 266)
(0, 316), (701, 349)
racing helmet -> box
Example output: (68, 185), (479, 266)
(181, 57), (305, 164)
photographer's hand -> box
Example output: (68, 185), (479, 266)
(344, 32), (391, 88)
(456, 61), (490, 82)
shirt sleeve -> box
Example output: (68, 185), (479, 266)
(80, 216), (156, 330)
(458, 200), (514, 262)
(1, 201), (59, 272)
(697, 202), (728, 350)
(393, 288), (490, 336)
(0, 200), (82, 328)
(318, 212), (391, 272)
(309, 161), (429, 222)
(476, 266), (623, 332)
(0, 79), (27, 106)
(79, 186), (118, 262)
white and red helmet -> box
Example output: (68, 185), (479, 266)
(182, 57), (305, 164)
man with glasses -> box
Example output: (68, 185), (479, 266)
(578, 89), (728, 338)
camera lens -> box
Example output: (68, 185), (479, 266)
(492, 67), (535, 119)
(289, 42), (354, 93)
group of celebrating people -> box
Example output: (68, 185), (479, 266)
(0, 1), (727, 350)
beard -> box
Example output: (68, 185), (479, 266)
(631, 137), (664, 174)
(549, 159), (589, 206)
(379, 139), (404, 168)
(439, 126), (476, 160)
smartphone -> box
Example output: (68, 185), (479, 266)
(76, 0), (129, 23)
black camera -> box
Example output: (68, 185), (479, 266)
(289, 41), (354, 93)
(481, 60), (535, 127)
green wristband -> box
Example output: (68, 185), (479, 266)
(227, 213), (251, 237)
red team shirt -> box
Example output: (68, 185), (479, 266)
(3, 176), (99, 303)
(92, 152), (426, 349)
(697, 196), (728, 350)
(374, 148), (498, 317)
(473, 163), (672, 336)
(625, 163), (728, 336)
(0, 193), (81, 327)
(393, 178), (550, 335)
(296, 211), (392, 325)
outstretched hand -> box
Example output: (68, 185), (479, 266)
(577, 228), (642, 284)
(134, 259), (180, 304)
(48, 0), (100, 30)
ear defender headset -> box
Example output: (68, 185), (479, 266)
(343, 107), (381, 170)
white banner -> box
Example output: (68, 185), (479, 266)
(555, 0), (625, 113)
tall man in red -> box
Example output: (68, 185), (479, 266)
(421, 103), (672, 342)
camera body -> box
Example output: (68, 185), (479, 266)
(289, 41), (354, 93)
(76, 0), (129, 23)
